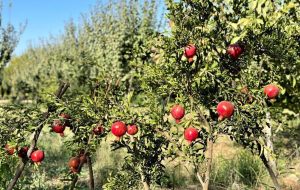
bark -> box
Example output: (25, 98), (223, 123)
(265, 112), (279, 176)
(87, 156), (95, 190)
(203, 139), (213, 190)
(7, 82), (69, 190)
(258, 112), (281, 190)
(142, 182), (150, 190)
(260, 153), (281, 190)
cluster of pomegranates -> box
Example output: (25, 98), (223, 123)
(170, 82), (280, 144)
(4, 144), (45, 163)
(170, 104), (199, 145)
(183, 43), (243, 63)
(110, 121), (138, 141)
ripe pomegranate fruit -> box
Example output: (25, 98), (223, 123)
(227, 44), (243, 60)
(5, 144), (16, 155)
(184, 44), (197, 58)
(69, 157), (80, 169)
(184, 127), (198, 144)
(184, 44), (197, 63)
(264, 84), (280, 99)
(217, 101), (234, 120)
(52, 119), (66, 135)
(127, 125), (138, 135)
(18, 146), (29, 158)
(93, 125), (105, 135)
(111, 121), (127, 140)
(171, 104), (185, 123)
(31, 150), (45, 163)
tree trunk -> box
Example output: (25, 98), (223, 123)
(262, 111), (280, 190)
(260, 153), (281, 190)
(203, 138), (213, 190)
(87, 156), (95, 190)
(265, 112), (279, 176)
(142, 181), (150, 190)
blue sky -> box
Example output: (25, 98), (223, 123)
(2, 0), (99, 55)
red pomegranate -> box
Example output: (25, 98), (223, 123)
(52, 119), (66, 134)
(184, 127), (198, 144)
(264, 84), (280, 99)
(171, 104), (185, 123)
(5, 144), (16, 155)
(31, 150), (45, 163)
(217, 101), (234, 120)
(69, 157), (80, 169)
(18, 146), (29, 158)
(127, 125), (138, 135)
(111, 121), (127, 140)
(184, 44), (197, 58)
(93, 125), (105, 135)
(227, 44), (243, 60)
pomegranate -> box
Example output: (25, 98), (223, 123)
(5, 144), (16, 155)
(227, 44), (243, 60)
(52, 119), (66, 134)
(31, 150), (45, 163)
(171, 104), (185, 123)
(127, 125), (138, 135)
(264, 84), (280, 99)
(93, 125), (105, 135)
(217, 101), (234, 120)
(18, 146), (29, 158)
(111, 121), (127, 140)
(184, 44), (197, 58)
(69, 157), (80, 169)
(184, 127), (198, 144)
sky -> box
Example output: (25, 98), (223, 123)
(1, 0), (100, 56)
